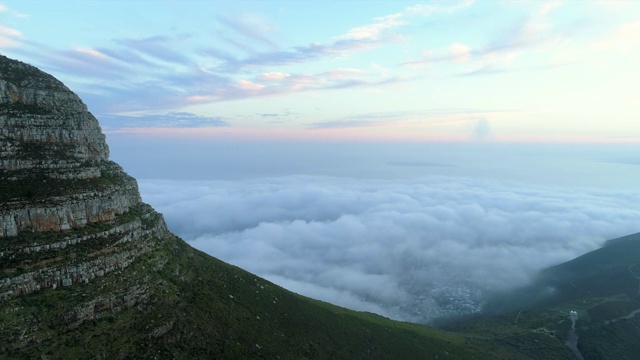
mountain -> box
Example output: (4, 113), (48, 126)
(0, 54), (510, 359)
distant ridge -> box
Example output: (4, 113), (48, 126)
(451, 231), (640, 359)
(603, 231), (640, 247)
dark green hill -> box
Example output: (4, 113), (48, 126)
(3, 232), (507, 359)
(543, 232), (640, 300)
(448, 232), (640, 360)
(478, 232), (640, 314)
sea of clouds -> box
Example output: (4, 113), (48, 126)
(138, 175), (640, 323)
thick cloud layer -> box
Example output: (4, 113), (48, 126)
(139, 176), (640, 323)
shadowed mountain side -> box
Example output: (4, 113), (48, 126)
(2, 236), (504, 359)
(480, 232), (640, 316)
(440, 232), (640, 360)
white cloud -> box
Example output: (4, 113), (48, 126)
(472, 118), (491, 140)
(260, 72), (290, 81)
(407, 0), (475, 16)
(0, 25), (21, 48)
(236, 79), (265, 91)
(324, 68), (366, 79)
(217, 13), (278, 48)
(592, 19), (640, 54)
(139, 176), (640, 323)
(0, 4), (28, 18)
(450, 43), (472, 62)
(74, 47), (110, 60)
(336, 0), (473, 43)
(338, 13), (404, 41)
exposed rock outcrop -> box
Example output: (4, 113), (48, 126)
(0, 55), (109, 173)
(0, 54), (170, 302)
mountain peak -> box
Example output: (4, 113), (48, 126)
(0, 54), (160, 296)
(0, 54), (109, 178)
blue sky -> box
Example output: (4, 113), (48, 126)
(1, 0), (639, 142)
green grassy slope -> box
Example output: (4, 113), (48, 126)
(2, 233), (522, 359)
(6, 224), (639, 359)
(4, 215), (638, 359)
(9, 226), (640, 359)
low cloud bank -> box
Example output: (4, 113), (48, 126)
(139, 176), (640, 323)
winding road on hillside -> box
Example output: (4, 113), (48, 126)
(566, 317), (584, 360)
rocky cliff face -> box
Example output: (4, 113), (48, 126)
(0, 56), (109, 174)
(0, 54), (171, 303)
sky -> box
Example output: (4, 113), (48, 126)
(2, 1), (640, 323)
(1, 0), (639, 142)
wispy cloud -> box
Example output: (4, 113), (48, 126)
(403, 1), (568, 73)
(206, 0), (474, 74)
(307, 110), (412, 129)
(99, 112), (229, 131)
(0, 25), (21, 48)
(5, 17), (404, 114)
(217, 14), (278, 49)
(336, 13), (404, 41)
(0, 3), (28, 18)
(308, 119), (389, 130)
(592, 19), (640, 54)
(115, 35), (193, 65)
(387, 160), (453, 168)
(307, 108), (517, 131)
(45, 47), (132, 80)
(472, 118), (491, 140)
(0, 0), (477, 117)
(206, 39), (380, 73)
(336, 0), (475, 43)
(182, 68), (403, 105)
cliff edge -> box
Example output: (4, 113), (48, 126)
(0, 55), (181, 356)
(0, 55), (169, 302)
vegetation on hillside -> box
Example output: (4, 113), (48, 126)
(1, 231), (515, 359)
(448, 232), (640, 360)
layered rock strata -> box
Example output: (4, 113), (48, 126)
(0, 55), (171, 301)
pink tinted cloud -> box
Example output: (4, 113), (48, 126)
(0, 25), (22, 48)
(260, 72), (290, 81)
(235, 79), (265, 91)
(337, 13), (404, 41)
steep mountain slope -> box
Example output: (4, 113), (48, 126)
(0, 55), (522, 359)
